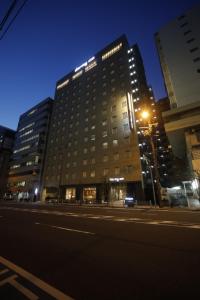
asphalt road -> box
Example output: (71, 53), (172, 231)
(0, 203), (200, 300)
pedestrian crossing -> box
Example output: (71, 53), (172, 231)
(1, 206), (200, 230)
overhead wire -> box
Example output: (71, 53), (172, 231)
(0, 0), (29, 41)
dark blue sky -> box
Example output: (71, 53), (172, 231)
(0, 0), (199, 130)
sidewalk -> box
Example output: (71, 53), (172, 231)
(1, 199), (200, 211)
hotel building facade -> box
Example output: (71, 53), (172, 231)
(42, 35), (159, 204)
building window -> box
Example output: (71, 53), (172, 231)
(111, 115), (117, 122)
(190, 47), (199, 53)
(103, 168), (109, 176)
(83, 148), (88, 154)
(90, 171), (95, 177)
(122, 101), (127, 108)
(122, 112), (128, 119)
(103, 155), (108, 162)
(112, 127), (117, 135)
(184, 30), (192, 35)
(83, 159), (87, 165)
(83, 171), (87, 178)
(91, 146), (95, 152)
(84, 137), (88, 142)
(91, 125), (95, 130)
(102, 142), (108, 149)
(127, 165), (134, 173)
(114, 153), (119, 160)
(113, 139), (118, 147)
(125, 150), (131, 158)
(111, 105), (116, 112)
(102, 131), (107, 138)
(102, 43), (122, 60)
(180, 22), (188, 28)
(91, 158), (95, 164)
(186, 38), (195, 43)
(65, 188), (76, 200)
(91, 135), (95, 141)
(114, 167), (120, 175)
(102, 120), (107, 126)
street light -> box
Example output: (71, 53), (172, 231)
(140, 110), (161, 207)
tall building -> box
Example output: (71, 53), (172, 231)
(42, 35), (159, 204)
(155, 4), (200, 108)
(0, 126), (15, 199)
(155, 97), (173, 186)
(155, 5), (200, 185)
(8, 98), (53, 201)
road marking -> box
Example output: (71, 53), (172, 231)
(35, 222), (95, 235)
(0, 274), (39, 300)
(0, 268), (9, 275)
(2, 206), (200, 230)
(0, 256), (74, 300)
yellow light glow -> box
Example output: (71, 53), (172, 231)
(141, 111), (150, 119)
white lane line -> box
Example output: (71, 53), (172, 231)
(0, 256), (74, 300)
(0, 274), (39, 300)
(35, 222), (95, 235)
(2, 207), (200, 230)
(0, 268), (9, 275)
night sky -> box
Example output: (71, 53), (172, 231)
(0, 0), (199, 130)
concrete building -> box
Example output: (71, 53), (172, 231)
(155, 5), (200, 188)
(42, 35), (162, 204)
(155, 4), (200, 109)
(8, 98), (53, 201)
(0, 126), (15, 199)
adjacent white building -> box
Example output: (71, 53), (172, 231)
(155, 4), (200, 108)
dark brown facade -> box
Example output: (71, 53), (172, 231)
(42, 35), (157, 204)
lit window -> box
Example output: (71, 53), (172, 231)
(72, 70), (83, 80)
(91, 125), (95, 130)
(102, 142), (108, 149)
(102, 43), (122, 60)
(102, 131), (107, 138)
(113, 139), (118, 146)
(72, 161), (77, 167)
(91, 135), (95, 141)
(102, 120), (107, 126)
(85, 60), (97, 72)
(84, 137), (88, 142)
(90, 170), (95, 177)
(57, 79), (69, 89)
(83, 148), (88, 154)
(83, 171), (87, 178)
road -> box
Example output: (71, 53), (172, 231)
(0, 203), (200, 299)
